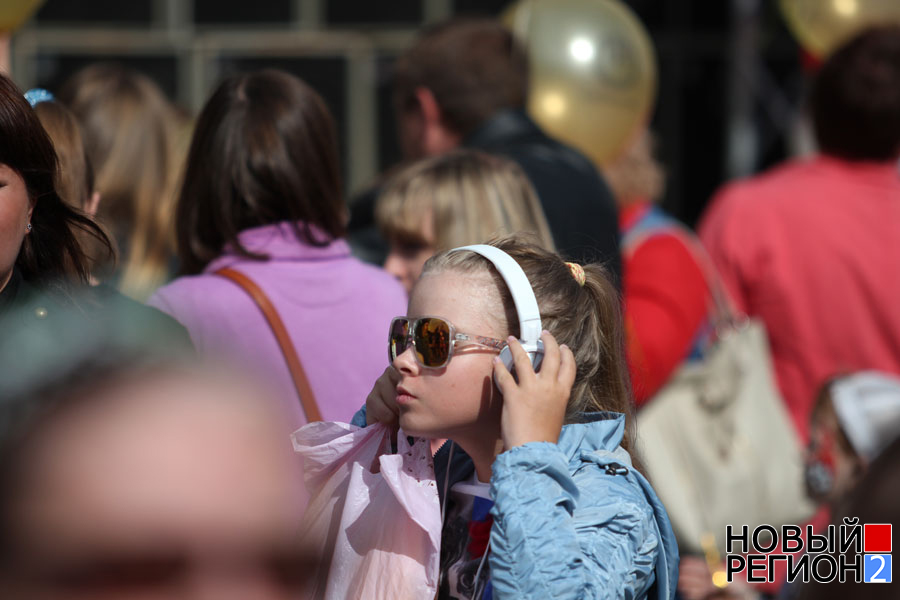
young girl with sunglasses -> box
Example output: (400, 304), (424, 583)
(354, 236), (678, 599)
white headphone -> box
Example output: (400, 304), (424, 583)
(449, 244), (545, 381)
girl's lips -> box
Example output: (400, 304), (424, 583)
(396, 386), (416, 405)
(396, 394), (416, 406)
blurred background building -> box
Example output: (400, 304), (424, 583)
(8, 0), (808, 226)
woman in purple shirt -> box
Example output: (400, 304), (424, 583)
(149, 70), (406, 429)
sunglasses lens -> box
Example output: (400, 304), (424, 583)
(414, 317), (451, 367)
(389, 318), (410, 362)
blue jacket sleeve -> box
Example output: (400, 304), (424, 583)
(488, 443), (662, 599)
(350, 405), (367, 427)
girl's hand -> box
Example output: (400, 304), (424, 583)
(365, 366), (401, 430)
(493, 331), (576, 449)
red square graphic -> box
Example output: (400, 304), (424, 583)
(864, 524), (892, 553)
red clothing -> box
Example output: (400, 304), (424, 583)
(621, 203), (710, 406)
(699, 155), (900, 442)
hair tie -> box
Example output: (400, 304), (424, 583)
(24, 88), (55, 108)
(565, 261), (585, 286)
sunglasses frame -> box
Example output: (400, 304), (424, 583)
(389, 316), (507, 369)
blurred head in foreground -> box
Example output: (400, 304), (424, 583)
(0, 317), (311, 598)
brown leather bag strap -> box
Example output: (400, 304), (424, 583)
(214, 267), (322, 422)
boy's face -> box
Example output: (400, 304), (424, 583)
(384, 214), (436, 294)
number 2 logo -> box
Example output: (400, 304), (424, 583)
(865, 554), (891, 583)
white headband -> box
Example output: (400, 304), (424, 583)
(449, 244), (542, 345)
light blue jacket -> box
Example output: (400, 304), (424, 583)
(350, 410), (679, 599)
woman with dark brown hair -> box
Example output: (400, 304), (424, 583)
(0, 75), (189, 356)
(149, 69), (405, 429)
(29, 90), (104, 281)
(0, 73), (110, 309)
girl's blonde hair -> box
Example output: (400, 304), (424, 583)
(60, 64), (189, 300)
(33, 100), (93, 211)
(422, 235), (636, 453)
(376, 149), (555, 252)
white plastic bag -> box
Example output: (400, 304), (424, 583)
(292, 422), (441, 599)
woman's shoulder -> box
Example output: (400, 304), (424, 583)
(0, 276), (71, 333)
(91, 284), (194, 351)
(569, 447), (679, 597)
(558, 417), (673, 534)
(572, 451), (658, 516)
(490, 438), (678, 597)
(339, 253), (405, 288)
(0, 281), (194, 385)
(147, 272), (255, 333)
(149, 271), (237, 307)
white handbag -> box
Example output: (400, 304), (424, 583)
(636, 317), (814, 555)
(629, 220), (813, 555)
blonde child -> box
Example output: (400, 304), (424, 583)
(376, 149), (555, 293)
(356, 236), (678, 599)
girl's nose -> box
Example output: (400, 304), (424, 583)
(393, 343), (420, 376)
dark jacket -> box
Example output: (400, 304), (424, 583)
(347, 110), (622, 286)
(0, 269), (193, 399)
(464, 109), (621, 283)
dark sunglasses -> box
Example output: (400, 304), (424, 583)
(389, 316), (506, 369)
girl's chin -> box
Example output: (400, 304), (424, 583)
(398, 414), (442, 440)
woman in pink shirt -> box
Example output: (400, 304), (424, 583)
(149, 70), (406, 429)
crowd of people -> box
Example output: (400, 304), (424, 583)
(0, 15), (899, 600)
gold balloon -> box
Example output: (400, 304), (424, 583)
(504, 0), (657, 166)
(0, 0), (44, 32)
(780, 0), (900, 58)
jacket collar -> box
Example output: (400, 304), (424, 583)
(463, 108), (543, 149)
(433, 411), (629, 504)
(556, 411), (628, 465)
(203, 222), (351, 274)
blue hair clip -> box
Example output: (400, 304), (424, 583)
(24, 88), (55, 108)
